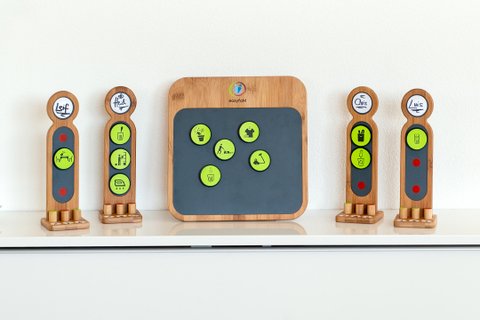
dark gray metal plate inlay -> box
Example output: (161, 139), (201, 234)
(173, 108), (303, 215)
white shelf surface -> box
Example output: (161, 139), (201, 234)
(0, 209), (479, 247)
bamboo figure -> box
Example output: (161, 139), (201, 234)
(336, 86), (384, 224)
(42, 91), (89, 231)
(395, 89), (436, 228)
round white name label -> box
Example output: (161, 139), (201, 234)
(53, 97), (74, 120)
(406, 95), (428, 117)
(110, 92), (131, 114)
(352, 92), (372, 114)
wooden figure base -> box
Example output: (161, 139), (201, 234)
(336, 211), (384, 224)
(99, 210), (142, 224)
(394, 214), (437, 228)
(41, 217), (90, 231)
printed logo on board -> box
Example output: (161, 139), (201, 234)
(228, 82), (247, 103)
(352, 92), (372, 114)
(53, 97), (74, 120)
(110, 92), (131, 114)
(406, 95), (428, 117)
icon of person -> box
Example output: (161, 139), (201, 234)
(217, 144), (225, 154)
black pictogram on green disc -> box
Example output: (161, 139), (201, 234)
(110, 123), (131, 145)
(54, 148), (74, 170)
(200, 165), (221, 187)
(109, 173), (131, 195)
(249, 150), (271, 172)
(110, 148), (131, 170)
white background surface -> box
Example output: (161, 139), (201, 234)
(2, 210), (480, 247)
(1, 247), (480, 320)
(1, 0), (480, 211)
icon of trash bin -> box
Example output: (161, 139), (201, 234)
(414, 133), (420, 144)
(357, 129), (365, 142)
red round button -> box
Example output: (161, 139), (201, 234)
(59, 133), (68, 142)
(58, 187), (67, 197)
(412, 185), (420, 193)
(357, 181), (366, 190)
(412, 158), (421, 167)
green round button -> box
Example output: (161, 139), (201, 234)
(406, 128), (428, 150)
(53, 148), (74, 170)
(214, 139), (235, 160)
(110, 123), (131, 145)
(110, 148), (131, 170)
(249, 150), (271, 172)
(200, 165), (221, 187)
(239, 121), (260, 143)
(351, 125), (371, 147)
(351, 148), (371, 169)
(109, 173), (131, 195)
(190, 123), (211, 146)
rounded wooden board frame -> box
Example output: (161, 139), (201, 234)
(167, 76), (308, 221)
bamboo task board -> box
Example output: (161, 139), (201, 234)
(168, 76), (308, 221)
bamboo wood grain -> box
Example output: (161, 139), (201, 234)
(167, 76), (308, 221)
(336, 86), (383, 224)
(43, 91), (89, 231)
(395, 89), (436, 228)
(100, 86), (142, 224)
(346, 87), (378, 207)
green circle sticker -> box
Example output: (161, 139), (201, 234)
(249, 150), (271, 172)
(190, 124), (211, 146)
(53, 148), (74, 170)
(239, 121), (260, 143)
(109, 173), (131, 195)
(214, 139), (235, 160)
(407, 128), (428, 150)
(110, 148), (131, 170)
(200, 165), (221, 187)
(110, 123), (131, 145)
(351, 125), (371, 147)
(351, 148), (371, 169)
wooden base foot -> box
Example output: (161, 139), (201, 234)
(99, 210), (142, 224)
(41, 217), (90, 231)
(336, 211), (384, 224)
(394, 213), (437, 228)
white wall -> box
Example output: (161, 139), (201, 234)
(1, 0), (479, 211)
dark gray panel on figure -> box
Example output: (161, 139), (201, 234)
(52, 127), (75, 203)
(173, 108), (303, 215)
(109, 122), (131, 194)
(405, 124), (428, 201)
(351, 122), (372, 196)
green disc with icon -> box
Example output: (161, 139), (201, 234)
(190, 123), (211, 146)
(109, 173), (131, 195)
(53, 148), (74, 170)
(249, 150), (271, 172)
(238, 121), (260, 143)
(110, 148), (131, 170)
(214, 139), (235, 160)
(406, 128), (427, 150)
(200, 164), (221, 187)
(351, 148), (371, 169)
(110, 123), (131, 145)
(351, 124), (371, 147)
